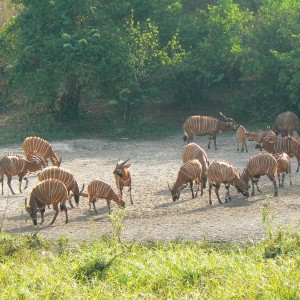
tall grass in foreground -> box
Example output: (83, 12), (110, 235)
(0, 209), (299, 299)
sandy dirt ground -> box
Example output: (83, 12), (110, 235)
(0, 132), (299, 243)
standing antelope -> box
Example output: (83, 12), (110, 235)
(236, 125), (248, 153)
(182, 142), (209, 195)
(38, 167), (84, 208)
(207, 160), (249, 205)
(0, 154), (47, 195)
(183, 112), (238, 149)
(113, 159), (132, 205)
(272, 111), (300, 137)
(168, 159), (202, 202)
(25, 179), (69, 225)
(272, 153), (292, 187)
(256, 136), (300, 172)
(22, 136), (62, 167)
(86, 180), (125, 214)
(241, 153), (278, 197)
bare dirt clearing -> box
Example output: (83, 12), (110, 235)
(0, 133), (299, 243)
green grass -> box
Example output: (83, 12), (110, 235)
(0, 210), (300, 299)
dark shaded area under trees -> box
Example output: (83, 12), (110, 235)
(0, 0), (299, 137)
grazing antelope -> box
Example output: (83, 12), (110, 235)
(182, 142), (209, 195)
(241, 153), (278, 197)
(25, 179), (69, 225)
(168, 159), (202, 202)
(38, 167), (84, 208)
(0, 154), (47, 195)
(86, 180), (125, 214)
(183, 112), (238, 150)
(256, 136), (300, 172)
(272, 153), (292, 187)
(207, 160), (249, 205)
(272, 111), (300, 137)
(236, 125), (248, 153)
(22, 136), (62, 167)
(113, 158), (132, 205)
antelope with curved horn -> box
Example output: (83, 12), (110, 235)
(113, 158), (133, 205)
(183, 112), (238, 149)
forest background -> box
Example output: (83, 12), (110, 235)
(0, 0), (300, 142)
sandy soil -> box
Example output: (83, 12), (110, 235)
(0, 133), (299, 243)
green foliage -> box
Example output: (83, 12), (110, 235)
(1, 0), (300, 130)
(0, 227), (300, 298)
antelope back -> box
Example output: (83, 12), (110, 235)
(182, 143), (208, 164)
(38, 167), (75, 190)
(22, 136), (61, 166)
(207, 160), (237, 184)
(183, 116), (219, 136)
(0, 156), (20, 176)
(178, 159), (202, 184)
(31, 179), (68, 206)
(275, 111), (299, 132)
(87, 180), (114, 199)
(245, 153), (277, 177)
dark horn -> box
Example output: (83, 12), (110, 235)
(219, 112), (234, 122)
(120, 158), (130, 166)
(80, 183), (85, 194)
(167, 182), (171, 191)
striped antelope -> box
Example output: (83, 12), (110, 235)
(113, 159), (133, 205)
(168, 159), (202, 202)
(241, 153), (278, 197)
(183, 112), (238, 150)
(236, 125), (248, 153)
(272, 153), (292, 188)
(272, 111), (300, 137)
(38, 167), (85, 208)
(207, 160), (249, 205)
(0, 154), (47, 195)
(85, 180), (125, 214)
(25, 179), (69, 225)
(22, 136), (62, 167)
(246, 129), (277, 143)
(256, 136), (300, 172)
(182, 142), (209, 195)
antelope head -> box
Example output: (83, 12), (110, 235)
(168, 182), (186, 202)
(74, 183), (85, 206)
(25, 197), (38, 226)
(219, 112), (238, 129)
(50, 155), (62, 167)
(113, 158), (130, 177)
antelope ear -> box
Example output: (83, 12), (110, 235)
(125, 164), (131, 168)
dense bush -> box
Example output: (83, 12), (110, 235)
(0, 0), (299, 132)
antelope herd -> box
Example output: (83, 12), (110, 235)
(0, 111), (299, 226)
